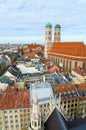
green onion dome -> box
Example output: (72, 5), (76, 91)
(45, 23), (52, 28)
(55, 24), (61, 28)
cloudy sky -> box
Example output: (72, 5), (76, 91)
(0, 0), (86, 44)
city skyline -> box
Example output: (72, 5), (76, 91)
(0, 0), (86, 44)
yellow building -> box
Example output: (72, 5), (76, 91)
(76, 84), (86, 119)
(71, 66), (86, 84)
(53, 85), (79, 121)
(0, 85), (30, 130)
(0, 110), (4, 130)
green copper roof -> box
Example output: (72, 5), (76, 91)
(55, 24), (61, 28)
(45, 23), (52, 28)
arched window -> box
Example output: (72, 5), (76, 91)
(75, 61), (77, 67)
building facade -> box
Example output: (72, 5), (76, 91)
(53, 85), (79, 121)
(48, 42), (86, 72)
(44, 23), (86, 72)
(29, 83), (55, 130)
(0, 86), (30, 130)
(44, 23), (52, 58)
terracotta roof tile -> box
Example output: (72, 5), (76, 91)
(49, 42), (86, 61)
(53, 84), (78, 99)
(23, 53), (36, 58)
(0, 84), (30, 109)
(76, 83), (86, 93)
(28, 44), (43, 49)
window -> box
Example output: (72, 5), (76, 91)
(10, 116), (13, 118)
(15, 110), (17, 113)
(5, 121), (8, 124)
(11, 125), (13, 128)
(5, 116), (8, 119)
(75, 103), (77, 106)
(15, 120), (18, 123)
(68, 105), (70, 108)
(64, 106), (66, 108)
(71, 104), (74, 107)
(64, 101), (66, 104)
(15, 115), (18, 118)
(34, 121), (37, 127)
(10, 121), (13, 123)
(27, 109), (29, 112)
(6, 126), (8, 128)
(4, 111), (7, 113)
(9, 110), (12, 113)
(72, 100), (74, 102)
(16, 125), (19, 128)
(68, 101), (70, 103)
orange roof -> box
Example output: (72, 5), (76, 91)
(53, 84), (78, 99)
(76, 83), (86, 93)
(28, 44), (43, 50)
(44, 65), (58, 74)
(0, 84), (30, 109)
(76, 84), (86, 99)
(23, 47), (28, 51)
(49, 42), (86, 61)
(31, 49), (44, 54)
(23, 53), (36, 58)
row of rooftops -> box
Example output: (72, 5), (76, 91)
(0, 82), (53, 109)
(53, 83), (86, 100)
(0, 82), (86, 109)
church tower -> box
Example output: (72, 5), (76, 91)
(44, 23), (52, 58)
(54, 24), (61, 42)
(30, 85), (41, 130)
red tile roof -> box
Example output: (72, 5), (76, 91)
(53, 84), (76, 93)
(23, 53), (36, 58)
(28, 44), (44, 50)
(49, 42), (86, 61)
(0, 84), (30, 109)
(76, 83), (86, 93)
(31, 49), (44, 54)
(53, 85), (78, 99)
(44, 65), (58, 74)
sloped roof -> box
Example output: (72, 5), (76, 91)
(28, 44), (42, 49)
(23, 53), (36, 58)
(0, 84), (30, 109)
(44, 64), (58, 74)
(44, 108), (68, 130)
(49, 42), (86, 61)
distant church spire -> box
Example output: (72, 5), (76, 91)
(54, 24), (61, 42)
(44, 23), (52, 58)
(29, 84), (41, 130)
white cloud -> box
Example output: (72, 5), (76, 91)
(0, 0), (86, 43)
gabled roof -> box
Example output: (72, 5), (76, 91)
(49, 42), (86, 61)
(44, 108), (68, 130)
